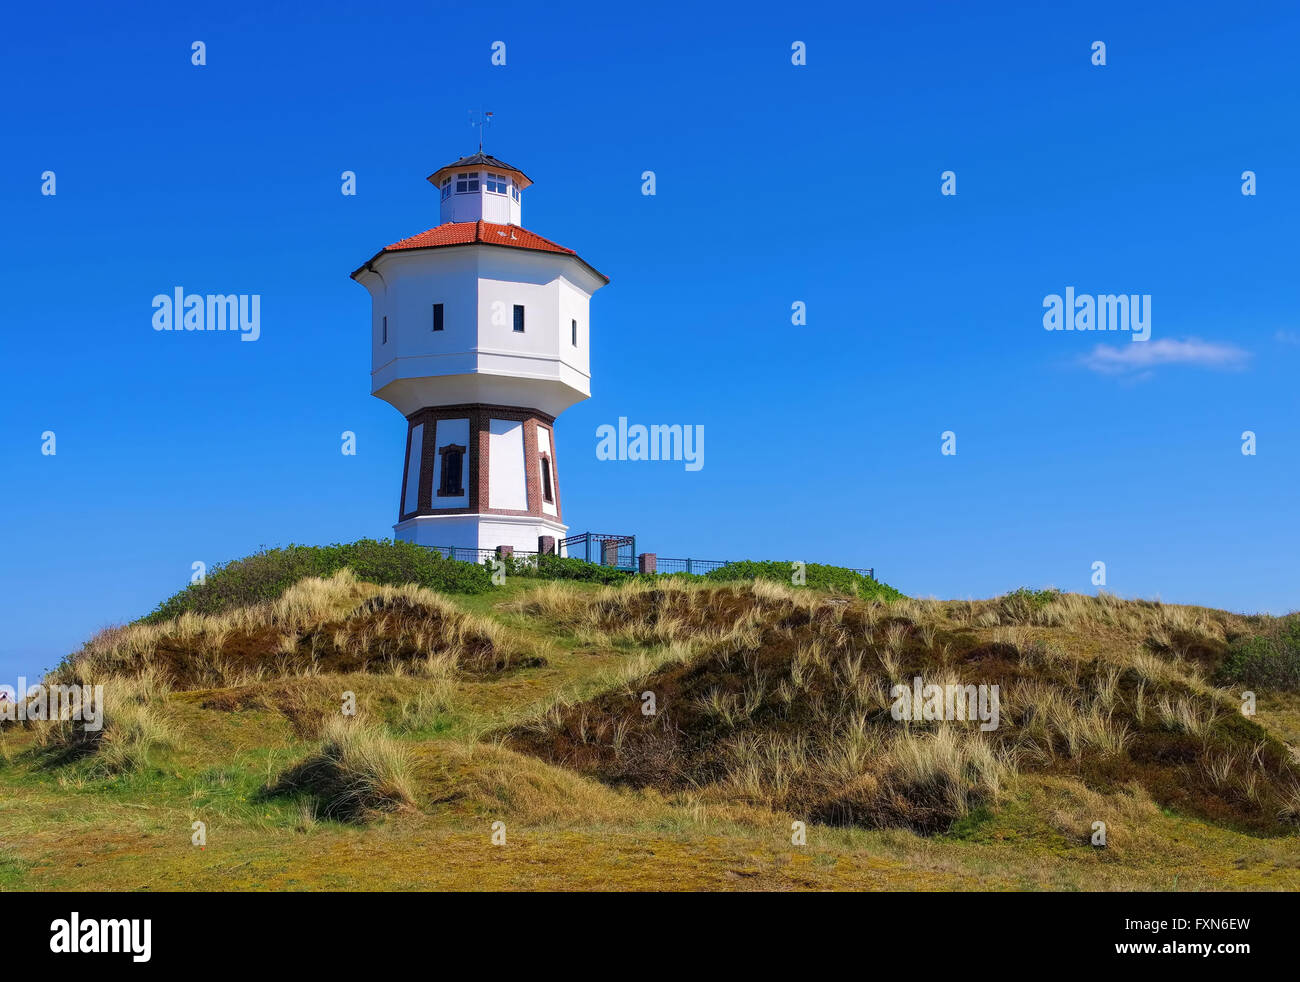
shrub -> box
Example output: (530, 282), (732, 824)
(700, 560), (903, 601)
(1218, 616), (1300, 690)
(998, 587), (1062, 622)
(142, 539), (491, 623)
(503, 553), (633, 585)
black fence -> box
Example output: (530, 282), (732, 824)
(560, 532), (636, 570)
(649, 557), (731, 575)
(421, 537), (874, 582)
(425, 546), (539, 566)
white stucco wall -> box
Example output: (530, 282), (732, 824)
(359, 246), (602, 418)
(402, 423), (424, 515)
(394, 514), (567, 553)
(488, 418), (527, 511)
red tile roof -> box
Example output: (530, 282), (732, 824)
(354, 220), (608, 282)
(388, 220), (572, 255)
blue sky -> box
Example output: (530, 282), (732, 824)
(2, 0), (1297, 679)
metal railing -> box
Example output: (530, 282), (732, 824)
(650, 557), (731, 575)
(652, 557), (874, 579)
(559, 532), (636, 570)
(419, 541), (875, 583)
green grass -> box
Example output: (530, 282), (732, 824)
(3, 570), (1298, 892)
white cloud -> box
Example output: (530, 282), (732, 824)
(1275, 329), (1300, 345)
(1080, 338), (1250, 376)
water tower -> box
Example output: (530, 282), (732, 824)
(351, 148), (607, 553)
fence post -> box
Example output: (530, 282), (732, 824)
(538, 536), (555, 555)
(638, 553), (656, 575)
(602, 539), (620, 567)
(686, 558), (693, 575)
(496, 545), (513, 560)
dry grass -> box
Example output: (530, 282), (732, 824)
(5, 574), (1300, 892)
(51, 570), (531, 691)
(32, 671), (175, 773)
(509, 582), (1300, 835)
(265, 716), (415, 822)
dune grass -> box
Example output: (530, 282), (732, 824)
(1, 572), (1298, 891)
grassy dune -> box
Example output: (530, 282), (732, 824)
(2, 569), (1298, 891)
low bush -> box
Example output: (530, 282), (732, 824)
(1218, 616), (1300, 690)
(142, 539), (491, 623)
(500, 553), (633, 584)
(701, 560), (903, 601)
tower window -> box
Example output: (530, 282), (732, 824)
(513, 305), (525, 333)
(485, 173), (507, 194)
(432, 303), (444, 332)
(382, 316), (387, 344)
(540, 454), (554, 504)
(455, 172), (479, 194)
(437, 444), (466, 497)
(440, 176), (451, 200)
(511, 183), (520, 202)
(571, 319), (577, 346)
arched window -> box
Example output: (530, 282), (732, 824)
(438, 444), (466, 497)
(539, 453), (554, 504)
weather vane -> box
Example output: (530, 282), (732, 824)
(469, 110), (494, 152)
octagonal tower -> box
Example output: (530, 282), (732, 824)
(351, 151), (608, 553)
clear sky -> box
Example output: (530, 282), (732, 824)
(2, 0), (1297, 680)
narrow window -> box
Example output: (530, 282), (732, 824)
(432, 303), (444, 332)
(382, 315), (387, 344)
(571, 318), (577, 346)
(511, 184), (520, 202)
(513, 304), (525, 333)
(437, 444), (466, 497)
(540, 454), (554, 503)
(440, 176), (451, 200)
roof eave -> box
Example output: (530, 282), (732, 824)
(425, 163), (534, 190)
(350, 240), (608, 285)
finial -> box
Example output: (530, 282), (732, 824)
(469, 110), (494, 153)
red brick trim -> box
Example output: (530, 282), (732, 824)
(539, 421), (562, 519)
(397, 404), (563, 522)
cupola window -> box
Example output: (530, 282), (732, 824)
(440, 176), (452, 200)
(485, 173), (508, 194)
(455, 172), (479, 194)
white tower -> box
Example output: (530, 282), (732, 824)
(351, 151), (608, 553)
